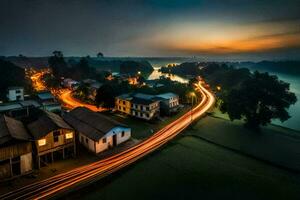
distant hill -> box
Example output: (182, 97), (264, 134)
(234, 61), (300, 75)
(1, 56), (154, 73)
(68, 57), (154, 73)
(2, 56), (49, 69)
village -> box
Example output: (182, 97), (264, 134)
(0, 66), (189, 186)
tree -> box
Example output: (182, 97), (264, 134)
(48, 51), (68, 78)
(220, 71), (297, 130)
(0, 59), (26, 100)
(97, 52), (104, 57)
(95, 81), (130, 108)
(95, 84), (116, 108)
(75, 83), (90, 100)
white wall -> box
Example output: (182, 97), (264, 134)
(95, 127), (131, 154)
(79, 133), (95, 152)
(20, 153), (32, 174)
(7, 88), (24, 101)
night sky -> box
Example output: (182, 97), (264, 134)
(1, 0), (300, 60)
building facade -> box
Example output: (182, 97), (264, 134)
(36, 91), (61, 113)
(155, 93), (180, 115)
(115, 94), (132, 115)
(131, 97), (160, 120)
(115, 92), (179, 120)
(63, 107), (131, 154)
(27, 111), (75, 169)
(0, 115), (32, 180)
(7, 87), (24, 102)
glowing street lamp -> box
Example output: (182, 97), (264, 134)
(189, 92), (196, 122)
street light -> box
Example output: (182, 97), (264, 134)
(189, 92), (196, 122)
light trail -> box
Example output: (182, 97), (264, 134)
(30, 71), (105, 112)
(58, 89), (106, 112)
(0, 82), (215, 200)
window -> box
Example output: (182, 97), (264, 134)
(146, 114), (150, 118)
(86, 138), (88, 144)
(119, 106), (121, 110)
(65, 132), (73, 139)
(38, 139), (46, 146)
(123, 101), (126, 105)
(121, 131), (125, 137)
(102, 138), (107, 143)
(15, 90), (21, 94)
(53, 131), (60, 143)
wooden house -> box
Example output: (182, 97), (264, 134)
(0, 115), (32, 180)
(27, 111), (75, 169)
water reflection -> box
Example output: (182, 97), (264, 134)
(147, 68), (189, 83)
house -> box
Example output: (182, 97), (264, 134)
(0, 100), (41, 119)
(0, 115), (33, 180)
(155, 93), (180, 115)
(36, 91), (61, 113)
(131, 97), (160, 120)
(63, 107), (131, 154)
(115, 94), (132, 115)
(7, 87), (24, 101)
(27, 111), (75, 168)
(62, 78), (79, 90)
(115, 93), (160, 120)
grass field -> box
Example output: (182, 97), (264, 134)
(104, 106), (191, 140)
(66, 117), (300, 200)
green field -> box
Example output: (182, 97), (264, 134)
(66, 117), (300, 200)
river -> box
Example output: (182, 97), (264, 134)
(146, 58), (300, 131)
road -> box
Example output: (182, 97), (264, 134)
(0, 82), (215, 200)
(58, 89), (106, 112)
(30, 71), (105, 112)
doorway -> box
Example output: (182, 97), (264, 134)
(113, 135), (117, 146)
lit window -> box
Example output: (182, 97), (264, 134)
(65, 132), (73, 139)
(38, 139), (46, 146)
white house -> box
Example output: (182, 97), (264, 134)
(63, 107), (131, 154)
(7, 87), (24, 101)
(155, 93), (180, 114)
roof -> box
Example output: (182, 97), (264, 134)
(27, 111), (73, 139)
(0, 115), (31, 145)
(90, 82), (103, 89)
(0, 103), (22, 112)
(155, 93), (178, 100)
(116, 93), (133, 101)
(63, 107), (128, 141)
(133, 93), (155, 100)
(0, 100), (40, 112)
(37, 91), (54, 100)
(131, 97), (158, 105)
(19, 100), (41, 107)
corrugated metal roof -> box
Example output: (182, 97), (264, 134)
(0, 115), (31, 145)
(63, 107), (128, 141)
(27, 111), (73, 139)
(155, 93), (178, 100)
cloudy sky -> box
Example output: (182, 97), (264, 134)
(1, 0), (300, 60)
